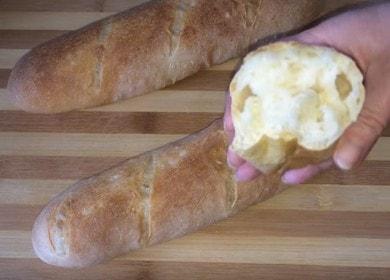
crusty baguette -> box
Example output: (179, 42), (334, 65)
(32, 119), (332, 267)
(8, 0), (367, 113)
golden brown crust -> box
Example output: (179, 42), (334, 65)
(7, 0), (366, 113)
(32, 118), (333, 267)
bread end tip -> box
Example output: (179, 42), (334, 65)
(32, 206), (79, 268)
(6, 51), (70, 114)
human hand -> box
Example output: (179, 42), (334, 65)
(224, 2), (390, 183)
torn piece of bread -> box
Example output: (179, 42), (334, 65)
(230, 41), (365, 173)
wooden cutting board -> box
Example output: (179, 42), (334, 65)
(1, 1), (390, 279)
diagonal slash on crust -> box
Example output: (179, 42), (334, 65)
(94, 18), (113, 97)
(139, 154), (156, 247)
(168, 0), (195, 80)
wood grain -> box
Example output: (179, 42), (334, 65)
(119, 235), (390, 267)
(0, 111), (221, 134)
(3, 203), (390, 238)
(0, 49), (28, 69)
(0, 69), (10, 88)
(0, 110), (389, 136)
(0, 155), (389, 184)
(366, 137), (390, 160)
(0, 12), (113, 30)
(0, 30), (67, 49)
(1, 133), (389, 159)
(2, 230), (390, 267)
(0, 231), (34, 258)
(257, 184), (390, 212)
(1, 0), (389, 278)
(1, 259), (390, 280)
(0, 132), (183, 157)
(0, 89), (16, 110)
(0, 155), (125, 180)
(0, 205), (41, 230)
(205, 209), (390, 239)
(0, 0), (143, 12)
(0, 179), (73, 205)
(311, 162), (390, 185)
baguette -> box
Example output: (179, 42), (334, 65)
(7, 0), (367, 113)
(32, 119), (332, 268)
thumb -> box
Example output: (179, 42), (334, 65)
(333, 60), (390, 170)
(333, 110), (384, 170)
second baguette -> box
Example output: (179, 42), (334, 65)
(7, 0), (367, 113)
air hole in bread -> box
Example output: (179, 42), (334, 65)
(316, 112), (324, 122)
(237, 86), (254, 112)
(288, 62), (302, 73)
(335, 73), (352, 100)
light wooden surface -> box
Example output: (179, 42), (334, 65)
(1, 1), (390, 279)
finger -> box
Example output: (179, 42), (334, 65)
(227, 147), (245, 170)
(235, 162), (262, 182)
(333, 61), (389, 170)
(333, 108), (385, 170)
(281, 159), (334, 185)
(223, 92), (234, 144)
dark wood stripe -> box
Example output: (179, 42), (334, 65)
(1, 259), (390, 280)
(3, 203), (390, 239)
(0, 154), (389, 183)
(0, 155), (125, 180)
(206, 209), (390, 239)
(0, 0), (142, 12)
(0, 69), (10, 89)
(311, 161), (390, 185)
(0, 111), (222, 134)
(0, 30), (67, 49)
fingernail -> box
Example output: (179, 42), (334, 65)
(281, 170), (305, 185)
(281, 172), (294, 185)
(333, 155), (352, 170)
